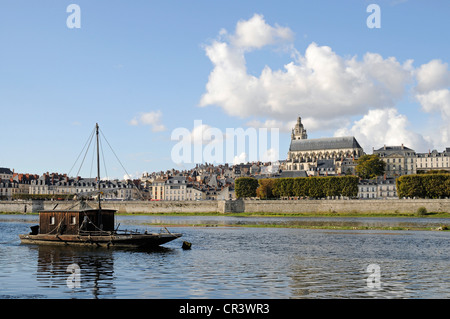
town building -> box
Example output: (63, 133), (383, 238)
(164, 176), (187, 201)
(186, 184), (206, 200)
(284, 117), (364, 175)
(358, 177), (398, 200)
(0, 179), (18, 200)
(0, 167), (13, 180)
(416, 148), (450, 173)
(29, 174), (140, 200)
(373, 145), (416, 177)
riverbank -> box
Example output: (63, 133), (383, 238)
(117, 211), (450, 218)
(2, 210), (449, 231)
(135, 213), (450, 232)
(140, 222), (449, 232)
(1, 198), (450, 214)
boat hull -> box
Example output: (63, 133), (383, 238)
(19, 232), (182, 248)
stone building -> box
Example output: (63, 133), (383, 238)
(284, 117), (364, 175)
(373, 145), (416, 177)
(358, 177), (398, 199)
(416, 148), (450, 172)
(164, 176), (187, 201)
(0, 179), (18, 200)
(0, 167), (13, 180)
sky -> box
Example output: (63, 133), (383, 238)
(0, 0), (449, 179)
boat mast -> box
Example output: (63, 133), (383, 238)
(96, 123), (102, 210)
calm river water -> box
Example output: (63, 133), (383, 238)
(0, 214), (449, 299)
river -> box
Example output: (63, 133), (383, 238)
(0, 214), (449, 299)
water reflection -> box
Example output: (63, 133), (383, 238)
(31, 245), (176, 298)
(1, 215), (449, 299)
(31, 245), (115, 298)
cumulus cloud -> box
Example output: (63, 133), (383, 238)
(230, 13), (294, 50)
(415, 59), (450, 93)
(334, 108), (432, 153)
(233, 152), (247, 165)
(200, 14), (413, 123)
(130, 110), (166, 132)
(200, 14), (450, 153)
(416, 89), (450, 118)
(414, 59), (450, 149)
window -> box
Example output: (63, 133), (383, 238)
(50, 216), (56, 225)
(70, 216), (77, 225)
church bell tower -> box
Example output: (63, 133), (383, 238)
(291, 116), (308, 140)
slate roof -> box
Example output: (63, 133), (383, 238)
(289, 136), (362, 152)
(374, 145), (415, 153)
(0, 168), (13, 174)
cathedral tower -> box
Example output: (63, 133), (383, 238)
(291, 116), (308, 140)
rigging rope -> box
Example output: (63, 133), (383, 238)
(68, 127), (96, 177)
(99, 128), (145, 200)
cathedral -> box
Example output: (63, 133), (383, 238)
(283, 117), (364, 175)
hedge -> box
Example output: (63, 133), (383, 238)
(396, 174), (450, 198)
(257, 176), (359, 199)
(235, 177), (259, 198)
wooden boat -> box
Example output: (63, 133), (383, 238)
(19, 124), (182, 248)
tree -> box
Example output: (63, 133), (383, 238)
(397, 174), (450, 198)
(356, 154), (385, 179)
(256, 179), (276, 199)
(235, 177), (259, 198)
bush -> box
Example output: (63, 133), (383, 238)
(416, 206), (427, 216)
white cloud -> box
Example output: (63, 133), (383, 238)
(246, 119), (291, 132)
(189, 123), (224, 145)
(334, 108), (432, 153)
(416, 89), (450, 118)
(130, 110), (166, 132)
(200, 15), (413, 123)
(414, 60), (450, 149)
(231, 13), (294, 50)
(415, 59), (450, 93)
(200, 14), (450, 154)
(233, 152), (247, 165)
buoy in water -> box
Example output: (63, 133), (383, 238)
(182, 241), (192, 250)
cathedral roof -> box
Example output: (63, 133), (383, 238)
(289, 136), (363, 152)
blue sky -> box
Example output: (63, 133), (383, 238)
(1, 1), (449, 179)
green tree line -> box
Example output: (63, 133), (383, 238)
(235, 176), (359, 199)
(396, 174), (450, 199)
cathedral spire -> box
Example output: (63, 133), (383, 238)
(291, 116), (307, 140)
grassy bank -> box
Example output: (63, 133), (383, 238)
(117, 211), (450, 218)
(140, 222), (449, 232)
(3, 210), (449, 218)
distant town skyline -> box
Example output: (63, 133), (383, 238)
(1, 1), (449, 179)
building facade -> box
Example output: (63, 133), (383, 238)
(373, 145), (417, 177)
(284, 117), (364, 175)
(416, 148), (450, 172)
(29, 175), (140, 200)
(358, 177), (398, 200)
(164, 176), (187, 201)
(0, 168), (13, 181)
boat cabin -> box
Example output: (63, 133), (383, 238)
(36, 209), (116, 235)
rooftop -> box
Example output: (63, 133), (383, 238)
(289, 136), (362, 152)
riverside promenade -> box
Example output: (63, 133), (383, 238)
(1, 199), (449, 214)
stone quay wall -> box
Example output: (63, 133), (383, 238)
(1, 199), (449, 214)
